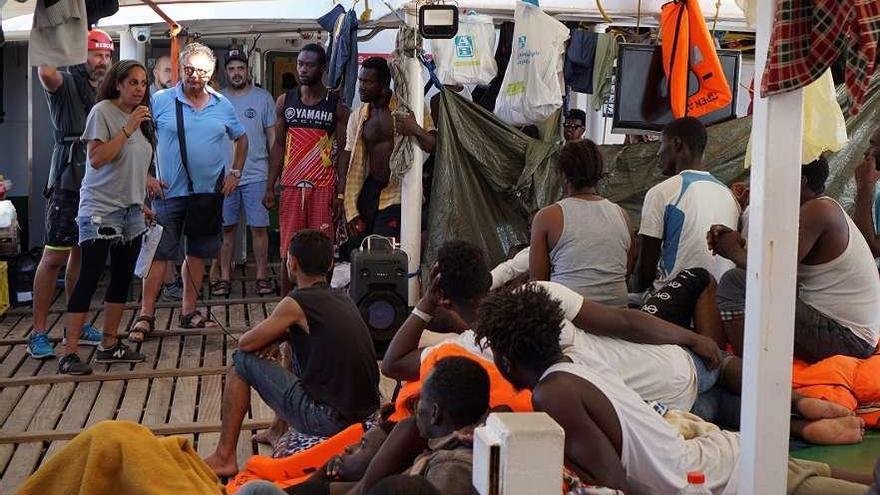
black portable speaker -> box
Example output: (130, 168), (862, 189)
(350, 243), (409, 352)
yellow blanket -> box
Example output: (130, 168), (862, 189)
(16, 421), (223, 495)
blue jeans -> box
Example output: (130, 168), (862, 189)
(237, 481), (287, 495)
(223, 180), (270, 227)
(233, 350), (349, 437)
(153, 196), (222, 260)
(687, 349), (739, 424)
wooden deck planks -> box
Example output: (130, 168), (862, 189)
(0, 267), (291, 490)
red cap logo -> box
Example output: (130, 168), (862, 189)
(87, 29), (115, 52)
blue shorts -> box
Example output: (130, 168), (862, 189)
(77, 205), (146, 244)
(153, 196), (222, 260)
(223, 180), (270, 228)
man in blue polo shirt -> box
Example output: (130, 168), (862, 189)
(131, 42), (248, 340)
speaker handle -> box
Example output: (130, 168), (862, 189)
(360, 234), (396, 252)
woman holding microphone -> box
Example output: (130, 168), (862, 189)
(58, 60), (161, 375)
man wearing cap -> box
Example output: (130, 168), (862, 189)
(27, 29), (113, 371)
(211, 49), (276, 297)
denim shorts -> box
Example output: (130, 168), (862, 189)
(232, 350), (349, 438)
(153, 196), (222, 260)
(77, 205), (147, 245)
(223, 180), (270, 228)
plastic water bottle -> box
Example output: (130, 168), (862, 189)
(678, 472), (712, 494)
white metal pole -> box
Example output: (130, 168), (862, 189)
(400, 3), (425, 307)
(739, 0), (804, 492)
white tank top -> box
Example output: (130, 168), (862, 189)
(550, 198), (631, 307)
(798, 198), (880, 347)
(540, 362), (740, 495)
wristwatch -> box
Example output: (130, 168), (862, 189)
(230, 169), (242, 179)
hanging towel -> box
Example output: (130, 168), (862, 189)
(29, 0), (88, 67)
(564, 30), (598, 94)
(761, 0), (880, 117)
(319, 5), (358, 106)
(590, 33), (617, 111)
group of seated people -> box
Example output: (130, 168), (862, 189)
(19, 118), (880, 494)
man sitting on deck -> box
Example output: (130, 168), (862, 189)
(633, 117), (740, 294)
(711, 157), (880, 362)
(382, 241), (866, 445)
(474, 284), (873, 494)
(204, 230), (379, 477)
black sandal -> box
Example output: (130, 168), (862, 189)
(255, 278), (275, 296)
(210, 280), (231, 297)
(128, 315), (155, 343)
(179, 310), (218, 329)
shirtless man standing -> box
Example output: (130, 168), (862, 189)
(342, 57), (435, 244)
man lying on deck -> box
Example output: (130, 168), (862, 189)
(474, 284), (874, 495)
(711, 157), (880, 363)
(204, 230), (379, 477)
(237, 356), (490, 495)
(382, 241), (866, 444)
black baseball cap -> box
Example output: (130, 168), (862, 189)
(225, 49), (248, 66)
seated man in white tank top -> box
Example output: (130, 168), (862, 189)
(530, 140), (635, 307)
(711, 157), (880, 362)
(473, 285), (873, 495)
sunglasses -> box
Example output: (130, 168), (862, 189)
(183, 66), (211, 78)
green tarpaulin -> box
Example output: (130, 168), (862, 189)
(424, 80), (880, 275)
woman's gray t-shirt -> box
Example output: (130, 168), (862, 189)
(79, 100), (152, 217)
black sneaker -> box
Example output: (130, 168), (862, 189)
(59, 353), (93, 375)
(95, 341), (146, 364)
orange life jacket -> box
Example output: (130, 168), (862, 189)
(390, 342), (534, 421)
(228, 343), (532, 493)
(660, 0), (732, 118)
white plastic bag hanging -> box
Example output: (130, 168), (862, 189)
(494, 1), (569, 127)
(431, 13), (497, 86)
(135, 224), (163, 279)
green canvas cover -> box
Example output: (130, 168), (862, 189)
(424, 80), (880, 275)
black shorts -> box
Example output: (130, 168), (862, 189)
(45, 188), (80, 249)
(640, 268), (712, 328)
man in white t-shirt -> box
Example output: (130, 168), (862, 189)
(383, 241), (866, 445)
(634, 117), (740, 293)
(382, 240), (722, 413)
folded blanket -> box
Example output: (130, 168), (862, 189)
(16, 421), (223, 495)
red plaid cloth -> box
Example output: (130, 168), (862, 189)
(761, 0), (880, 116)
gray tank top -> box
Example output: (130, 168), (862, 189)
(549, 197), (631, 307)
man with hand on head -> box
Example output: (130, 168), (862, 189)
(28, 29), (114, 367)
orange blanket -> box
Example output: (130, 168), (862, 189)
(792, 352), (880, 428)
(227, 343), (532, 493)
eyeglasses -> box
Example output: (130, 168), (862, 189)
(564, 124), (584, 130)
(183, 66), (211, 78)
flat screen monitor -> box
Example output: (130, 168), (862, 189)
(611, 44), (741, 134)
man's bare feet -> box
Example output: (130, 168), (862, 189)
(795, 397), (855, 420)
(797, 416), (866, 445)
(253, 420), (287, 446)
(203, 451), (239, 478)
